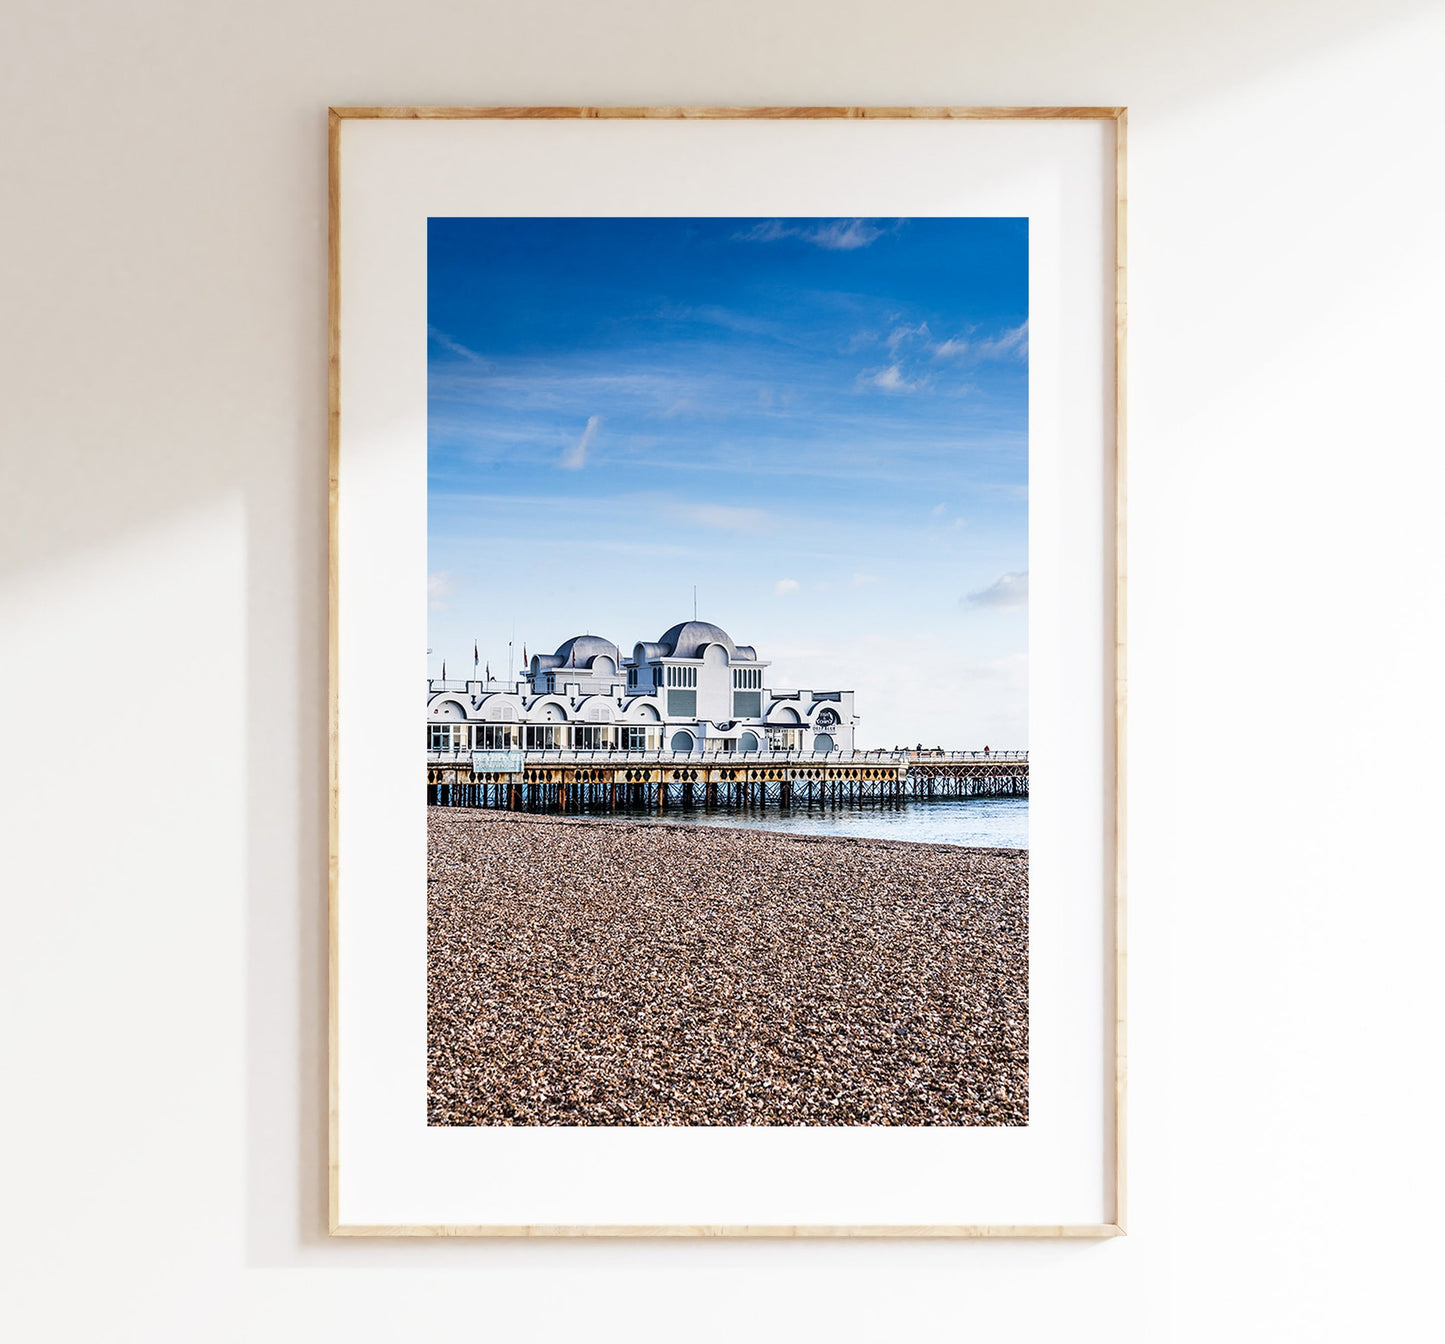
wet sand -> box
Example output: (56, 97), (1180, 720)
(428, 808), (1028, 1126)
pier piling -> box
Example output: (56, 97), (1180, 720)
(426, 751), (1026, 816)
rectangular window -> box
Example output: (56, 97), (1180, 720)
(733, 691), (762, 718)
(620, 726), (660, 751)
(667, 689), (697, 718)
(524, 725), (564, 750)
(570, 725), (613, 750)
(475, 724), (516, 750)
(429, 723), (456, 750)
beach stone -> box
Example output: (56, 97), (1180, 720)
(427, 808), (1028, 1127)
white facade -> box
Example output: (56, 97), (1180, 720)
(427, 620), (857, 754)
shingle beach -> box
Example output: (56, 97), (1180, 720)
(427, 808), (1028, 1126)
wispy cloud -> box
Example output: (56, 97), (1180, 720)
(964, 571), (1028, 609)
(432, 364), (689, 413)
(887, 321), (931, 354)
(774, 578), (801, 596)
(858, 363), (928, 394)
(558, 415), (601, 470)
(428, 571), (456, 611)
(851, 572), (881, 587)
(657, 301), (787, 339)
(734, 218), (887, 251)
(683, 503), (771, 532)
(428, 327), (492, 366)
(980, 322), (1029, 359)
(756, 385), (798, 413)
(934, 321), (1029, 363)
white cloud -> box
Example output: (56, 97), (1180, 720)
(934, 321), (1029, 363)
(684, 504), (771, 532)
(557, 414), (601, 470)
(859, 363), (927, 394)
(851, 572), (881, 587)
(733, 218), (885, 250)
(976, 321), (1029, 359)
(755, 385), (797, 414)
(767, 631), (1027, 749)
(930, 502), (948, 517)
(774, 578), (801, 596)
(811, 219), (884, 250)
(733, 220), (791, 244)
(427, 571), (456, 611)
(887, 321), (931, 354)
(964, 571), (1029, 609)
(428, 326), (492, 366)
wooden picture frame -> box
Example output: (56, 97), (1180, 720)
(329, 105), (1126, 1237)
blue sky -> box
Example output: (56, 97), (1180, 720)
(428, 217), (1028, 747)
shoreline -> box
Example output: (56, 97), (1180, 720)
(431, 803), (1028, 856)
(428, 807), (1028, 1127)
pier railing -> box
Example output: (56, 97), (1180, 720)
(425, 746), (1027, 766)
(425, 746), (930, 766)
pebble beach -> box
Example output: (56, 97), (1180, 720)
(428, 808), (1028, 1126)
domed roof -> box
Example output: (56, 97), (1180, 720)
(657, 621), (736, 660)
(552, 634), (620, 668)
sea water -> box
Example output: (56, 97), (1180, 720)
(612, 796), (1028, 849)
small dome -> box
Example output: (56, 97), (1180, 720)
(552, 634), (621, 669)
(657, 621), (736, 660)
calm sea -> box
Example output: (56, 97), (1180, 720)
(608, 796), (1028, 849)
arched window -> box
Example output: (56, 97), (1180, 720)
(738, 731), (760, 753)
(670, 730), (695, 753)
(812, 733), (835, 753)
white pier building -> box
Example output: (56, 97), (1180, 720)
(427, 620), (857, 756)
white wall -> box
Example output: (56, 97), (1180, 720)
(2, 2), (1442, 1339)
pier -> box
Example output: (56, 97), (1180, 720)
(426, 748), (1027, 813)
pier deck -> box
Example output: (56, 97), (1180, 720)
(426, 748), (1027, 811)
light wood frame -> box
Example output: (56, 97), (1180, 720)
(328, 104), (1127, 1239)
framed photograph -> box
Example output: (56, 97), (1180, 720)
(329, 106), (1126, 1237)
